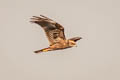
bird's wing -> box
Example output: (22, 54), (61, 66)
(30, 15), (66, 45)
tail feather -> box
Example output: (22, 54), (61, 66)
(34, 49), (43, 53)
(34, 47), (52, 53)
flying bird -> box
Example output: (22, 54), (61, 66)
(30, 15), (82, 53)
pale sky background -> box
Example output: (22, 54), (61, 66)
(0, 0), (120, 80)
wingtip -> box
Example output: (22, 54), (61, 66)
(40, 15), (46, 17)
(40, 15), (43, 16)
(29, 20), (35, 23)
(30, 17), (41, 23)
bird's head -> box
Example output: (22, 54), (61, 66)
(68, 37), (82, 47)
(68, 40), (77, 47)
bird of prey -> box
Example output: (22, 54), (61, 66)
(30, 15), (82, 53)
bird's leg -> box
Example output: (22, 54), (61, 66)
(34, 47), (53, 53)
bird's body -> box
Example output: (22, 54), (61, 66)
(30, 15), (82, 53)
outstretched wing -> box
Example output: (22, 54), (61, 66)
(30, 15), (66, 45)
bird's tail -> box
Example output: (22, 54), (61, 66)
(34, 47), (53, 53)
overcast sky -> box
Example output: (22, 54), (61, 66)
(0, 0), (120, 80)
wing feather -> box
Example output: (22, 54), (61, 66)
(30, 15), (66, 45)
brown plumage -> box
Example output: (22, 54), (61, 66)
(30, 15), (82, 53)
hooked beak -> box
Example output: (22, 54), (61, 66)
(80, 37), (82, 39)
(73, 44), (77, 47)
(75, 45), (77, 47)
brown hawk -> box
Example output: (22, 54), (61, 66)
(30, 15), (82, 53)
